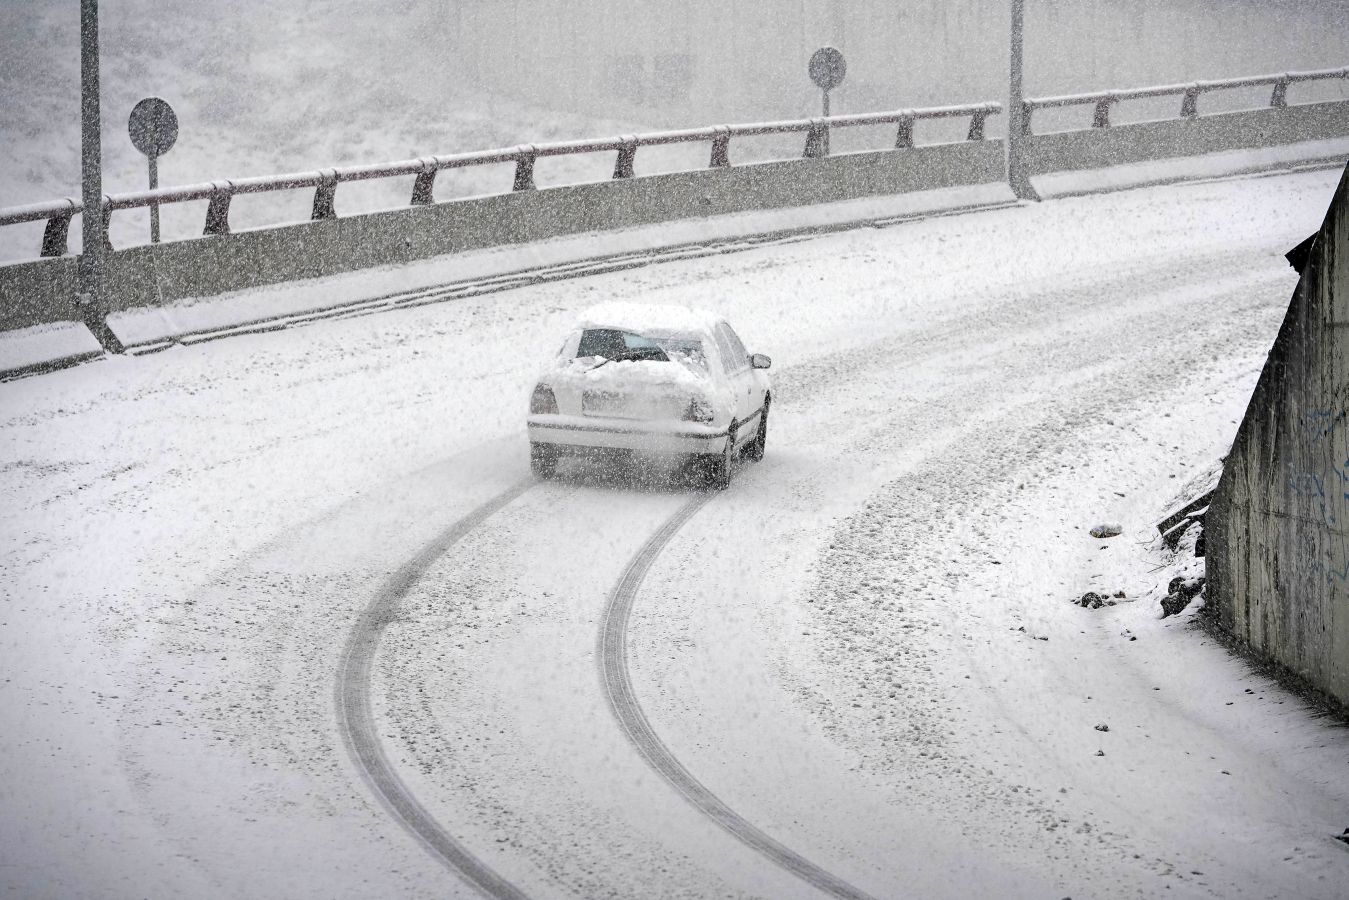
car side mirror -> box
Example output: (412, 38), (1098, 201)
(750, 353), (771, 370)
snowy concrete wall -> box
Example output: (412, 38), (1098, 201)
(1207, 164), (1349, 707)
(0, 141), (1003, 330)
(1024, 101), (1349, 176)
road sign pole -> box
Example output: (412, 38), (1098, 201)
(78, 0), (123, 353)
(808, 47), (846, 160)
(148, 143), (160, 243)
(822, 88), (831, 155)
(1008, 0), (1039, 201)
(129, 97), (178, 247)
(148, 155), (160, 243)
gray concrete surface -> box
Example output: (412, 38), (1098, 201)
(3, 99), (1348, 335)
(1206, 163), (1349, 708)
(0, 141), (1002, 331)
(1024, 101), (1349, 176)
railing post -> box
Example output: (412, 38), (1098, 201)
(40, 207), (75, 257)
(803, 119), (828, 159)
(101, 201), (113, 251)
(966, 108), (988, 141)
(411, 159), (436, 205)
(709, 128), (731, 168)
(513, 146), (537, 191)
(1271, 75), (1289, 108)
(612, 138), (637, 179)
(1180, 84), (1201, 119)
(312, 170), (338, 220)
(1092, 94), (1116, 128)
(893, 113), (915, 149)
(204, 182), (232, 236)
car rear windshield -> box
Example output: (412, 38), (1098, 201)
(577, 328), (706, 369)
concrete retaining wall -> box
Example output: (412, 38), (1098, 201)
(1024, 101), (1349, 176)
(1206, 163), (1349, 707)
(0, 140), (1003, 332)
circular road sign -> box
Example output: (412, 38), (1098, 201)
(809, 47), (847, 91)
(128, 97), (179, 158)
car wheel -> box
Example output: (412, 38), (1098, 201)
(704, 424), (735, 491)
(530, 443), (558, 479)
(746, 396), (769, 462)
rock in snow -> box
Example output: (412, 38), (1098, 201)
(1090, 523), (1124, 538)
(1160, 576), (1206, 617)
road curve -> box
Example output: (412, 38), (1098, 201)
(598, 491), (879, 900)
(336, 480), (536, 900)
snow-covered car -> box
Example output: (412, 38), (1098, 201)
(526, 303), (772, 489)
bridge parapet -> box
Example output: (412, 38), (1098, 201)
(1, 66), (1347, 339)
(1022, 66), (1348, 131)
(1019, 66), (1349, 177)
(0, 102), (999, 261)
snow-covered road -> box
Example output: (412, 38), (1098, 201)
(3, 169), (1348, 899)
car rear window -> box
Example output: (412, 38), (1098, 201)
(577, 328), (707, 369)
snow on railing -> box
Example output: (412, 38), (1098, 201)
(1022, 66), (1349, 131)
(0, 102), (999, 259)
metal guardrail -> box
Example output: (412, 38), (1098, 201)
(1022, 66), (1349, 131)
(0, 102), (999, 259)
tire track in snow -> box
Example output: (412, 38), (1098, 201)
(598, 491), (878, 900)
(336, 479), (536, 900)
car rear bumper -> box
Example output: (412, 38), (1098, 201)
(528, 414), (729, 456)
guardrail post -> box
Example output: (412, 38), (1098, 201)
(1180, 85), (1201, 119)
(204, 183), (232, 236)
(312, 170), (338, 220)
(709, 128), (731, 168)
(612, 139), (637, 179)
(804, 119), (829, 159)
(513, 147), (537, 191)
(40, 209), (75, 257)
(411, 159), (436, 205)
(894, 114), (915, 149)
(1271, 75), (1289, 108)
(966, 108), (988, 141)
(1092, 95), (1116, 128)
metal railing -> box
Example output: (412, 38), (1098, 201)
(1023, 66), (1349, 132)
(0, 101), (999, 259)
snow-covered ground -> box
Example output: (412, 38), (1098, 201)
(2, 169), (1348, 898)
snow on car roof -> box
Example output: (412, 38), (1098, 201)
(576, 302), (724, 337)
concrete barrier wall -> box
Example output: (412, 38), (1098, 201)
(0, 140), (1003, 331)
(1206, 164), (1349, 707)
(1024, 100), (1349, 176)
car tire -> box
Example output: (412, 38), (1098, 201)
(530, 443), (558, 479)
(746, 396), (769, 462)
(704, 424), (735, 491)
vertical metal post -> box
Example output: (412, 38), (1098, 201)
(79, 0), (123, 352)
(821, 88), (831, 156)
(1007, 0), (1039, 201)
(148, 152), (160, 243)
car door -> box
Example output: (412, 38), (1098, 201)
(714, 323), (757, 449)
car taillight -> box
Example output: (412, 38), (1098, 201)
(530, 384), (558, 414)
(682, 396), (714, 424)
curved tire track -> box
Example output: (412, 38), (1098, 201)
(336, 480), (535, 900)
(598, 492), (878, 900)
